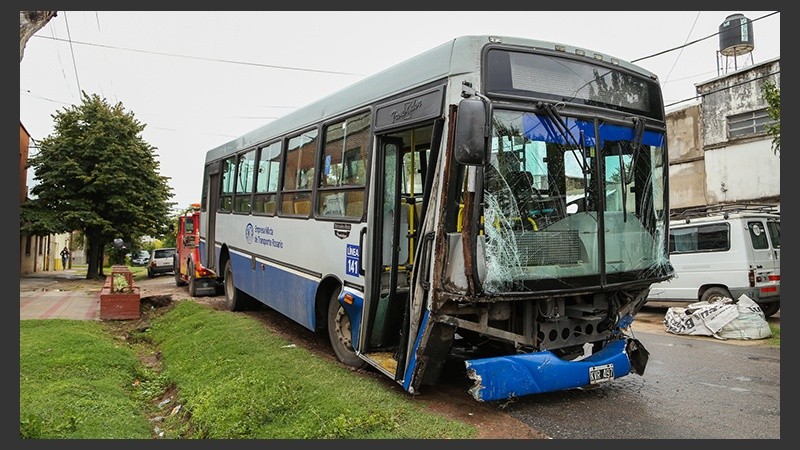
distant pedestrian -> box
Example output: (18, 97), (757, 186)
(60, 246), (70, 270)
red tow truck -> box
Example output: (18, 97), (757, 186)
(174, 204), (218, 296)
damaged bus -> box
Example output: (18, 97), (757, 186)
(197, 35), (674, 402)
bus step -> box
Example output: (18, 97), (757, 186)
(363, 351), (397, 375)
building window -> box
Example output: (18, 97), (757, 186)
(727, 108), (774, 139)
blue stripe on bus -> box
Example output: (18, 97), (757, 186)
(521, 114), (664, 147)
(340, 291), (364, 350)
(229, 251), (318, 330)
(464, 338), (632, 402)
(402, 309), (430, 392)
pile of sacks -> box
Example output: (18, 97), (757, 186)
(663, 294), (772, 340)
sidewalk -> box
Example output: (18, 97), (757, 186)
(20, 269), (103, 320)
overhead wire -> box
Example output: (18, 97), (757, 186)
(62, 12), (82, 96)
(25, 12), (780, 132)
(32, 34), (365, 77)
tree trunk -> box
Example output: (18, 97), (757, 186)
(84, 230), (106, 280)
(20, 11), (57, 62)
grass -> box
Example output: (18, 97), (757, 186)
(20, 300), (477, 439)
(19, 320), (153, 438)
(767, 323), (781, 347)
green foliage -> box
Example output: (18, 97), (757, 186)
(20, 320), (152, 438)
(767, 323), (780, 347)
(20, 92), (175, 277)
(762, 81), (780, 156)
(112, 273), (130, 292)
(147, 302), (476, 439)
(20, 303), (478, 439)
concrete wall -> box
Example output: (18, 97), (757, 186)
(704, 140), (780, 204)
(699, 59), (780, 147)
(665, 103), (707, 210)
(664, 58), (780, 212)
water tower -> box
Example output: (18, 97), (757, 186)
(717, 13), (754, 75)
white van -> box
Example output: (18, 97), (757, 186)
(647, 204), (780, 317)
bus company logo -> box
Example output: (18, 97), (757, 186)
(334, 222), (351, 239)
(390, 99), (422, 123)
(245, 223), (254, 244)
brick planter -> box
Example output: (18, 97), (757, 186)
(99, 266), (141, 320)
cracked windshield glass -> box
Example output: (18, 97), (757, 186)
(480, 109), (669, 293)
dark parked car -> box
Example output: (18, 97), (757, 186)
(148, 248), (177, 277)
(132, 250), (150, 266)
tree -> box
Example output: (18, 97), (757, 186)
(21, 92), (175, 280)
(762, 80), (780, 156)
(19, 11), (57, 62)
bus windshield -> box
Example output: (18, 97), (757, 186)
(480, 109), (669, 293)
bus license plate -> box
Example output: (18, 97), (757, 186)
(589, 364), (614, 384)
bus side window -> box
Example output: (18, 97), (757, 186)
(317, 111), (371, 219)
(219, 156), (236, 212)
(281, 130), (318, 216)
(254, 141), (281, 215)
(234, 149), (256, 213)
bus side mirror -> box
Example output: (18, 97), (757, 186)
(453, 96), (489, 166)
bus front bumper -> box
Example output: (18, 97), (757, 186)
(464, 338), (647, 402)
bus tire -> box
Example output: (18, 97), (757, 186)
(700, 287), (732, 304)
(174, 258), (187, 287)
(327, 287), (367, 369)
(223, 260), (246, 311)
(188, 260), (197, 297)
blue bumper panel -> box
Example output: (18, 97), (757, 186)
(464, 339), (632, 402)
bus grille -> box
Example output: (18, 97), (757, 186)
(515, 230), (580, 266)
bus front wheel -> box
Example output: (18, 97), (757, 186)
(327, 287), (367, 369)
(223, 260), (246, 311)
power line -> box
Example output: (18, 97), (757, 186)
(665, 69), (780, 109)
(663, 11), (701, 87)
(63, 12), (82, 95)
(32, 34), (365, 77)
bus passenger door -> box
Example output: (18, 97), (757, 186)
(365, 126), (432, 382)
(204, 163), (220, 272)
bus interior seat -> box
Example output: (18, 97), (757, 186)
(294, 200), (312, 215)
(346, 201), (364, 218)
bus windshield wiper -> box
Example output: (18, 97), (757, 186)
(537, 101), (588, 175)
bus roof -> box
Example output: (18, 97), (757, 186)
(204, 35), (658, 163)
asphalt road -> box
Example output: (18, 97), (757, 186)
(500, 328), (781, 439)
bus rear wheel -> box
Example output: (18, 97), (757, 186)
(223, 260), (246, 311)
(327, 287), (367, 369)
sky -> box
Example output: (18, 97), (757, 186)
(19, 10), (781, 211)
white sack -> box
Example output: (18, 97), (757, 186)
(663, 294), (771, 340)
(717, 295), (772, 340)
